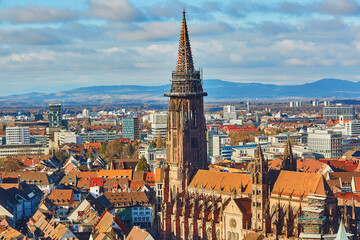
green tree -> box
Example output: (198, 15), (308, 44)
(136, 156), (150, 172)
(86, 150), (94, 160)
(100, 143), (107, 157)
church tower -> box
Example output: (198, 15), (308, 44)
(280, 134), (297, 171)
(164, 9), (208, 197)
(251, 143), (269, 232)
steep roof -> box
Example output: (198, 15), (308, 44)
(47, 189), (74, 206)
(189, 170), (252, 194)
(244, 233), (265, 240)
(335, 219), (349, 240)
(126, 226), (154, 240)
(0, 225), (25, 239)
(97, 169), (133, 180)
(353, 176), (360, 191)
(85, 194), (114, 213)
(269, 158), (331, 175)
(327, 172), (360, 182)
(93, 211), (129, 236)
(271, 171), (333, 198)
(233, 198), (252, 215)
(104, 191), (151, 208)
(155, 168), (163, 183)
(1, 171), (49, 185)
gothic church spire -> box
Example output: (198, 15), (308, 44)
(175, 8), (194, 73)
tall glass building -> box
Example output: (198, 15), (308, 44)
(49, 104), (62, 128)
(122, 117), (140, 141)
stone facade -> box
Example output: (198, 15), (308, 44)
(163, 9), (207, 198)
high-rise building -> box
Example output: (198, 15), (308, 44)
(223, 105), (237, 119)
(82, 109), (90, 118)
(163, 9), (207, 197)
(323, 104), (355, 121)
(122, 117), (140, 141)
(148, 113), (167, 139)
(345, 120), (360, 135)
(307, 129), (343, 158)
(206, 126), (218, 161)
(290, 101), (302, 107)
(48, 104), (62, 128)
(6, 127), (30, 145)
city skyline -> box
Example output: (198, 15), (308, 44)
(1, 0), (360, 95)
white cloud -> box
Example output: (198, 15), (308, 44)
(90, 0), (144, 21)
(117, 22), (178, 41)
(9, 51), (56, 62)
(0, 5), (76, 24)
(315, 0), (360, 16)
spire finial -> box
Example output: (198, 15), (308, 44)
(183, 7), (186, 16)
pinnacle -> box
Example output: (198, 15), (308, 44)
(175, 10), (194, 73)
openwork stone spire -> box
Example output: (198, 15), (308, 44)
(254, 142), (265, 164)
(175, 9), (194, 73)
(281, 134), (297, 171)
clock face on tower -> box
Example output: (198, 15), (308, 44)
(230, 218), (237, 228)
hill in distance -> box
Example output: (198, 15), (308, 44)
(1, 78), (360, 105)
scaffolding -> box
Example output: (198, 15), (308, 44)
(298, 194), (327, 235)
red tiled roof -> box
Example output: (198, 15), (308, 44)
(90, 177), (104, 187)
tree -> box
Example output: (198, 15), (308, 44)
(86, 150), (95, 160)
(136, 156), (150, 172)
(150, 141), (157, 149)
(54, 149), (69, 165)
(124, 143), (135, 158)
(100, 143), (107, 157)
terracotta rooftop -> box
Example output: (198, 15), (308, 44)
(47, 189), (74, 206)
(93, 211), (129, 236)
(244, 233), (265, 240)
(89, 177), (104, 188)
(104, 191), (151, 208)
(327, 172), (360, 183)
(353, 176), (360, 192)
(155, 168), (163, 183)
(189, 170), (252, 194)
(0, 225), (24, 239)
(269, 158), (331, 175)
(1, 171), (49, 185)
(126, 226), (154, 240)
(97, 169), (133, 180)
(271, 171), (333, 198)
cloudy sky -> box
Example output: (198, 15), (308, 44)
(1, 0), (360, 95)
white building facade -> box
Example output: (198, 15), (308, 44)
(223, 105), (236, 119)
(6, 127), (30, 145)
(345, 120), (360, 135)
(307, 129), (343, 159)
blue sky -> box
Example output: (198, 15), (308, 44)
(1, 0), (360, 95)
